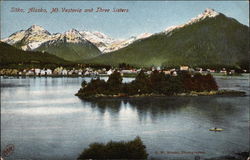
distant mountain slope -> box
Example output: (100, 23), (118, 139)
(89, 9), (249, 67)
(0, 42), (69, 65)
(35, 29), (101, 62)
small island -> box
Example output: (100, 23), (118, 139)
(75, 70), (246, 98)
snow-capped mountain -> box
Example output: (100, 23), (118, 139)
(79, 31), (115, 52)
(2, 25), (102, 61)
(2, 25), (54, 50)
(0, 26), (107, 53)
(46, 29), (90, 45)
(103, 33), (152, 53)
(34, 29), (101, 62)
(2, 25), (94, 51)
(2, 25), (152, 53)
(164, 8), (220, 35)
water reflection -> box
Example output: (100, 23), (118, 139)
(81, 99), (122, 115)
(79, 96), (240, 125)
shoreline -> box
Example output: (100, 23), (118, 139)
(75, 90), (246, 99)
(1, 72), (249, 78)
(0, 75), (109, 78)
(205, 151), (249, 160)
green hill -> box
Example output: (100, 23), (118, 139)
(89, 14), (249, 68)
(35, 41), (101, 62)
(0, 42), (71, 67)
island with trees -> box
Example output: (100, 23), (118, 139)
(75, 70), (246, 98)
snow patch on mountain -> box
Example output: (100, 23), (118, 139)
(80, 31), (115, 52)
(62, 29), (88, 43)
(103, 33), (152, 53)
(164, 8), (220, 35)
(2, 30), (26, 45)
(27, 25), (51, 35)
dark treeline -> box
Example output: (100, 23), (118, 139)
(118, 63), (134, 70)
(79, 63), (112, 70)
(77, 137), (148, 159)
(76, 70), (218, 97)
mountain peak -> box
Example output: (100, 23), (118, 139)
(202, 8), (220, 18)
(66, 28), (80, 33)
(64, 28), (83, 38)
(28, 25), (47, 32)
(26, 25), (51, 36)
(187, 8), (220, 25)
(59, 28), (88, 43)
(164, 9), (220, 34)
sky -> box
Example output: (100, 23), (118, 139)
(1, 1), (249, 39)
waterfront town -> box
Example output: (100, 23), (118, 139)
(0, 65), (247, 77)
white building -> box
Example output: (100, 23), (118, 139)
(40, 69), (46, 75)
(163, 70), (171, 75)
(26, 70), (34, 76)
(53, 67), (63, 75)
(121, 70), (133, 74)
(46, 69), (52, 75)
(172, 71), (178, 76)
(107, 69), (113, 75)
(78, 69), (83, 75)
(62, 69), (68, 75)
(156, 66), (161, 71)
(68, 70), (73, 75)
(34, 69), (41, 75)
(180, 66), (189, 71)
(84, 71), (90, 75)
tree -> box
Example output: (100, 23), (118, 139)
(107, 71), (123, 94)
(149, 70), (167, 94)
(118, 63), (133, 70)
(81, 80), (87, 88)
(202, 74), (218, 91)
(78, 137), (148, 159)
(133, 70), (151, 94)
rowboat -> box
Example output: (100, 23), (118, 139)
(209, 128), (224, 131)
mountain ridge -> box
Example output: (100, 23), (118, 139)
(88, 9), (249, 68)
(2, 24), (154, 54)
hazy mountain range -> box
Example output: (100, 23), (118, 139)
(1, 8), (249, 67)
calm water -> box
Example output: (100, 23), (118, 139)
(1, 75), (249, 160)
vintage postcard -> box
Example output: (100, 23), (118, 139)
(0, 1), (249, 160)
